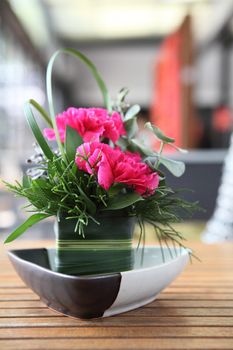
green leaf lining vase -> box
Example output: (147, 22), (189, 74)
(54, 213), (136, 276)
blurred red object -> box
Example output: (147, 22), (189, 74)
(212, 106), (233, 132)
(150, 15), (202, 149)
(151, 32), (181, 145)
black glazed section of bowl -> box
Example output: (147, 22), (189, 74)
(8, 249), (122, 319)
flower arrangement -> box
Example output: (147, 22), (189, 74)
(4, 49), (196, 275)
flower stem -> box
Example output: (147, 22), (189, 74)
(156, 141), (165, 168)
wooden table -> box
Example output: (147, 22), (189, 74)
(1, 240), (233, 350)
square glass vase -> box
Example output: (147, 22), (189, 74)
(54, 213), (136, 276)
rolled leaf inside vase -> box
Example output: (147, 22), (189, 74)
(54, 214), (135, 275)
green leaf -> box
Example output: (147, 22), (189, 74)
(4, 213), (51, 243)
(116, 137), (128, 151)
(159, 156), (185, 177)
(65, 125), (83, 163)
(29, 99), (52, 127)
(46, 48), (111, 162)
(32, 178), (50, 190)
(24, 102), (54, 160)
(124, 104), (140, 121)
(145, 122), (175, 143)
(77, 186), (96, 215)
(22, 175), (31, 188)
(46, 48), (111, 122)
(169, 143), (188, 153)
(117, 87), (129, 103)
(107, 183), (125, 197)
(125, 118), (138, 138)
(104, 192), (143, 210)
(130, 139), (154, 157)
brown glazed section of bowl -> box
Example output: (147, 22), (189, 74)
(8, 248), (122, 319)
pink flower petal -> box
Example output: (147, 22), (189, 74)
(43, 108), (125, 144)
(43, 128), (56, 140)
(97, 155), (114, 190)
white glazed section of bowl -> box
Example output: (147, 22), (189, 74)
(104, 247), (189, 317)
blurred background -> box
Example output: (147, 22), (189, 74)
(0, 0), (233, 240)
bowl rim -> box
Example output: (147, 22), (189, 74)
(8, 246), (190, 280)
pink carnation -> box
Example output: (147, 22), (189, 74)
(75, 142), (159, 196)
(43, 107), (125, 143)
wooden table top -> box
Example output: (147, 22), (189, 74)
(1, 239), (233, 350)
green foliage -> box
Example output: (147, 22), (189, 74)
(4, 213), (51, 243)
(116, 111), (186, 177)
(4, 155), (108, 239)
(103, 192), (143, 210)
(65, 126), (83, 163)
(145, 122), (175, 143)
(134, 186), (200, 256)
(24, 102), (54, 160)
(29, 99), (53, 127)
(148, 156), (186, 177)
(124, 104), (141, 121)
(3, 48), (199, 253)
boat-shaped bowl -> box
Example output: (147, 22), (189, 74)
(8, 247), (189, 319)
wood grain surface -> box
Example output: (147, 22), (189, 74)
(1, 239), (233, 349)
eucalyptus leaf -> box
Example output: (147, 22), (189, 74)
(145, 122), (175, 143)
(169, 143), (188, 153)
(65, 125), (83, 163)
(124, 104), (140, 121)
(104, 192), (143, 210)
(116, 137), (128, 151)
(117, 87), (129, 103)
(130, 139), (154, 157)
(125, 118), (138, 138)
(159, 156), (185, 177)
(24, 102), (54, 160)
(4, 213), (51, 243)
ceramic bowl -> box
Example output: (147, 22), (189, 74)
(8, 247), (189, 319)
